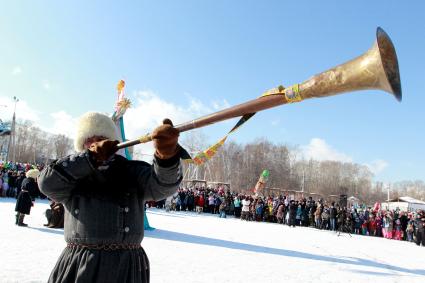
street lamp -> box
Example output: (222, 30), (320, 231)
(6, 96), (19, 162)
(0, 105), (8, 161)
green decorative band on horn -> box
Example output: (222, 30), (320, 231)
(284, 84), (302, 103)
(139, 134), (152, 143)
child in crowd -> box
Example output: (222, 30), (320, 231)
(361, 217), (369, 235)
(406, 215), (415, 242)
(393, 218), (403, 240)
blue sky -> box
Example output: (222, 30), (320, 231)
(0, 1), (424, 182)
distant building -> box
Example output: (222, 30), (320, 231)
(381, 196), (425, 212)
(0, 119), (11, 136)
(347, 196), (360, 208)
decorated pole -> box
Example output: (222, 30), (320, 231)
(111, 80), (154, 231)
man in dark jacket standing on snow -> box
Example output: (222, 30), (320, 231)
(415, 210), (425, 246)
(329, 202), (337, 231)
(39, 112), (183, 283)
(15, 169), (40, 226)
(288, 200), (297, 227)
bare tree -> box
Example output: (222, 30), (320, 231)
(53, 134), (74, 159)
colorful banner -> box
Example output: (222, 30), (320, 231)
(254, 169), (270, 195)
(186, 85), (290, 165)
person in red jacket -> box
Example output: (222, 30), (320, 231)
(196, 193), (205, 213)
(368, 215), (377, 236)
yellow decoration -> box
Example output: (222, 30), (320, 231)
(284, 84), (302, 103)
(117, 80), (125, 93)
(117, 98), (132, 110)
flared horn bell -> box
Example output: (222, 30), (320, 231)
(376, 27), (402, 101)
(298, 27), (402, 102)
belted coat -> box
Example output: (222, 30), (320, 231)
(39, 151), (182, 283)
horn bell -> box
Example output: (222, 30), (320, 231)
(376, 27), (402, 101)
(298, 27), (402, 102)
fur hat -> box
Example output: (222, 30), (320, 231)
(26, 169), (40, 179)
(74, 112), (120, 152)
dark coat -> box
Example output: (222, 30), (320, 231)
(329, 206), (337, 219)
(289, 203), (297, 217)
(21, 177), (39, 200)
(15, 190), (33, 215)
(15, 175), (25, 195)
(39, 151), (182, 283)
(46, 202), (65, 228)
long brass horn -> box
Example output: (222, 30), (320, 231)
(117, 27), (401, 150)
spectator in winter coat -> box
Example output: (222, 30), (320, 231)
(186, 192), (195, 212)
(353, 211), (361, 234)
(208, 195), (215, 214)
(415, 210), (425, 246)
(406, 215), (415, 242)
(375, 215), (383, 237)
(309, 204), (316, 227)
(15, 171), (25, 198)
(44, 200), (65, 228)
(296, 205), (302, 226)
(301, 203), (309, 226)
(7, 171), (17, 197)
(314, 205), (322, 228)
(288, 200), (297, 227)
(38, 112), (183, 283)
(337, 207), (345, 231)
(234, 196), (242, 218)
(179, 190), (187, 211)
(345, 213), (353, 233)
(227, 195), (235, 216)
(214, 195), (222, 214)
(196, 194), (205, 214)
(383, 213), (394, 239)
(393, 218), (403, 240)
(321, 207), (330, 230)
(1, 176), (9, 197)
(368, 216), (377, 236)
(276, 203), (285, 224)
(175, 194), (182, 211)
(329, 203), (337, 231)
(218, 198), (227, 218)
(20, 169), (40, 201)
(361, 217), (369, 235)
(15, 169), (40, 226)
(399, 212), (409, 240)
(241, 197), (251, 221)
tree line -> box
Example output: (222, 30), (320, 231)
(1, 120), (423, 204)
(181, 135), (425, 204)
(0, 120), (73, 164)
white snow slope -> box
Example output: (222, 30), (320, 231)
(1, 198), (424, 283)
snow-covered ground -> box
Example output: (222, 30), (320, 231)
(1, 197), (424, 283)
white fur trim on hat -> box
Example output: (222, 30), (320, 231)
(74, 112), (120, 152)
(26, 169), (40, 179)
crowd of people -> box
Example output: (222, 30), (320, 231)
(1, 161), (64, 228)
(150, 186), (425, 247)
(2, 161), (425, 246)
(0, 161), (44, 198)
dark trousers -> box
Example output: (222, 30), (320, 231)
(416, 230), (425, 246)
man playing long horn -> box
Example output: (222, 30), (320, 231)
(38, 111), (183, 283)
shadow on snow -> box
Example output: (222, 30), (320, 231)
(146, 229), (425, 277)
(28, 226), (64, 235)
